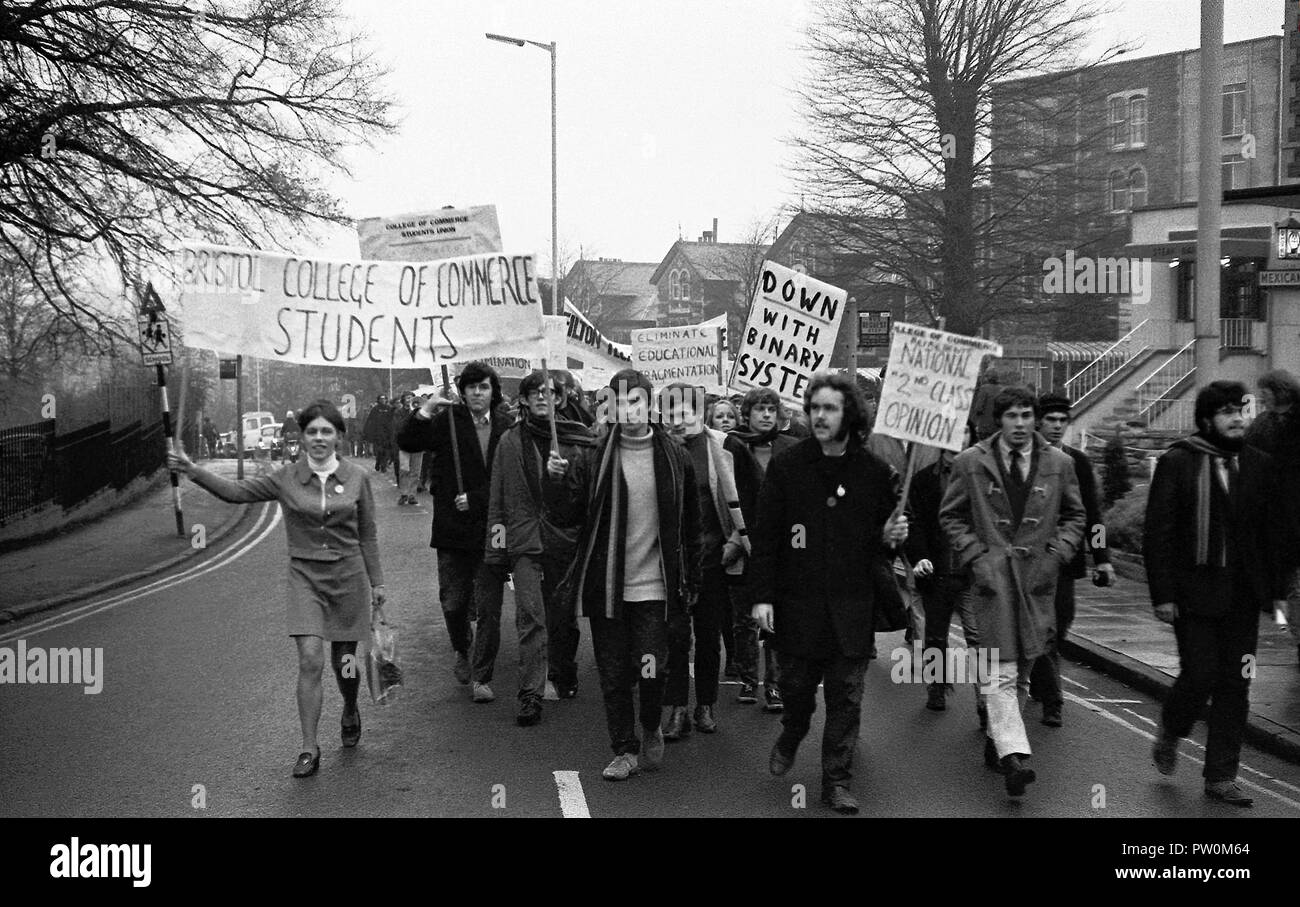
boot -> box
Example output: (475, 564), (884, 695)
(925, 683), (947, 711)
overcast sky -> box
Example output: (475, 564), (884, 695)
(310, 0), (1284, 269)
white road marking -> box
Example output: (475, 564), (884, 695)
(1082, 698), (1142, 704)
(1122, 708), (1157, 727)
(0, 502), (282, 642)
(552, 770), (590, 818)
(1064, 691), (1300, 812)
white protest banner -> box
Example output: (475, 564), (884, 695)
(174, 243), (546, 368)
(631, 315), (726, 395)
(730, 260), (846, 409)
(562, 299), (632, 374)
(532, 315), (569, 368)
(874, 322), (1003, 453)
(356, 205), (503, 260)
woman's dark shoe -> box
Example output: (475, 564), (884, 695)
(293, 748), (321, 778)
(341, 708), (361, 747)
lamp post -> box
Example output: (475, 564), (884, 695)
(486, 32), (559, 317)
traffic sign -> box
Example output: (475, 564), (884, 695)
(140, 281), (166, 314)
(139, 311), (174, 365)
(219, 358), (238, 379)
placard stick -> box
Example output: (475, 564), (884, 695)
(156, 364), (185, 537)
(892, 442), (920, 523)
(447, 393), (464, 498)
(541, 358), (560, 455)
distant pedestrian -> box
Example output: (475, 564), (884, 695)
(551, 369), (702, 781)
(749, 372), (909, 814)
(939, 385), (1085, 798)
(363, 395), (395, 472)
(1145, 381), (1289, 807)
(167, 400), (385, 778)
(202, 417), (219, 460)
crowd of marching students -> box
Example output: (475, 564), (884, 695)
(168, 361), (1300, 812)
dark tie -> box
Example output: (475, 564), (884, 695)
(1009, 448), (1025, 488)
(1227, 454), (1240, 503)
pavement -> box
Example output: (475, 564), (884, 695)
(3, 456), (1299, 768)
(0, 457), (267, 621)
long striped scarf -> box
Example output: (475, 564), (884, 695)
(703, 429), (750, 572)
(1182, 433), (1237, 567)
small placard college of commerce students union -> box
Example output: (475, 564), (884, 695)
(874, 322), (1002, 453)
(730, 260), (846, 409)
(355, 205), (503, 262)
(174, 242), (546, 368)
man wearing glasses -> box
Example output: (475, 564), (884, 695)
(1144, 381), (1288, 806)
(481, 370), (596, 725)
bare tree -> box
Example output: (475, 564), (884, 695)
(0, 0), (397, 346)
(792, 0), (1131, 337)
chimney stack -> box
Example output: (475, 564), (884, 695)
(713, 218), (719, 243)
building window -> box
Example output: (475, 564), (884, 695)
(1109, 96), (1127, 148)
(1221, 259), (1264, 320)
(1175, 262), (1194, 322)
(1129, 96), (1147, 146)
(1222, 82), (1246, 137)
(1221, 153), (1246, 191)
(681, 270), (690, 300)
(1128, 166), (1147, 209)
(669, 271), (680, 300)
(1109, 170), (1128, 213)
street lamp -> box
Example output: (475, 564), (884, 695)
(486, 31), (559, 317)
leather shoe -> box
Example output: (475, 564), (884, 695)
(663, 706), (692, 741)
(736, 682), (758, 704)
(1152, 733), (1178, 776)
(925, 683), (947, 711)
(1041, 704), (1063, 727)
(769, 741), (796, 776)
(341, 708), (361, 747)
(452, 651), (471, 685)
(1001, 754), (1036, 796)
(1204, 780), (1253, 807)
(693, 704), (718, 733)
(984, 736), (1000, 770)
(821, 786), (859, 814)
(516, 697), (542, 727)
(292, 748), (321, 778)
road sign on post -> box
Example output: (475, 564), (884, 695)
(138, 281), (173, 365)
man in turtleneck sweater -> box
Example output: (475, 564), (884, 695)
(551, 369), (702, 782)
(660, 382), (761, 740)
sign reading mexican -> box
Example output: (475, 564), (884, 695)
(874, 322), (1002, 453)
(729, 260), (846, 408)
(174, 243), (546, 368)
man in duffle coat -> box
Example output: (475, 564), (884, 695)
(939, 385), (1086, 798)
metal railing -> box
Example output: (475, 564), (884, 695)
(1064, 318), (1151, 408)
(1135, 340), (1196, 427)
(1147, 398), (1195, 432)
(0, 415), (165, 527)
(1220, 318), (1264, 351)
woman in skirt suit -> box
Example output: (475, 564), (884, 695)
(168, 400), (386, 778)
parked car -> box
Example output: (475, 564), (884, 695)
(258, 424), (283, 460)
(241, 411), (276, 452)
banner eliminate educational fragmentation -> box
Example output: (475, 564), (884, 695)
(630, 314), (725, 394)
(873, 322), (1002, 453)
(730, 260), (846, 409)
(355, 205), (503, 261)
(174, 243), (546, 368)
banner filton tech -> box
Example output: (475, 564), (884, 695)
(175, 243), (546, 368)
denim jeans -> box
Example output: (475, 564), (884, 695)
(777, 651), (869, 793)
(665, 564), (726, 707)
(491, 554), (549, 701)
(436, 548), (498, 656)
(590, 600), (671, 755)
